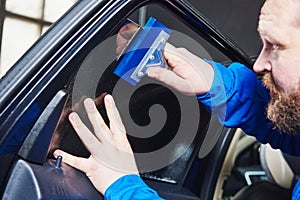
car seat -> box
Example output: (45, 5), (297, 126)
(234, 144), (300, 200)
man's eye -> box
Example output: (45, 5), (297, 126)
(271, 44), (280, 50)
(265, 41), (280, 51)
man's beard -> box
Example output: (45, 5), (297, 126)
(263, 73), (300, 134)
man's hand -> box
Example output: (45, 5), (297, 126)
(53, 95), (138, 195)
(116, 22), (214, 96)
(147, 43), (214, 96)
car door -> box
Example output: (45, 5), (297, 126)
(0, 0), (254, 199)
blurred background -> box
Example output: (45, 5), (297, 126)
(0, 0), (77, 77)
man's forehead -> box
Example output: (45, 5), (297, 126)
(257, 1), (277, 37)
(258, 0), (299, 34)
(259, 0), (300, 26)
(260, 0), (282, 20)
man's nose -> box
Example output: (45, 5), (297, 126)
(253, 52), (271, 73)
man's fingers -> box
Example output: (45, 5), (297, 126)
(147, 67), (180, 85)
(83, 98), (110, 141)
(104, 95), (126, 135)
(164, 45), (197, 80)
(53, 149), (88, 173)
(147, 67), (190, 93)
(68, 112), (102, 154)
(164, 43), (178, 55)
(165, 50), (190, 72)
(164, 43), (183, 65)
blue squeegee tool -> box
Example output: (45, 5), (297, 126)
(114, 17), (172, 86)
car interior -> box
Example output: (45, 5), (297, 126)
(218, 131), (298, 200)
(0, 0), (298, 199)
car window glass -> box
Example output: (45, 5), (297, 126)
(49, 3), (232, 184)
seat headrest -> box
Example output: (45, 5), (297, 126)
(260, 144), (293, 189)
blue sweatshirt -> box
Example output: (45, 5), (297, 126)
(198, 61), (300, 156)
(104, 175), (162, 199)
(104, 61), (300, 199)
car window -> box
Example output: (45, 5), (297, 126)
(48, 3), (235, 185)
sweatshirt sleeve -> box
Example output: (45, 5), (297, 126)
(292, 180), (300, 200)
(197, 60), (300, 156)
(104, 175), (163, 200)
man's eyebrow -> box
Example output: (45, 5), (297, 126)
(257, 27), (268, 41)
(257, 26), (267, 36)
(257, 27), (280, 43)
